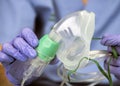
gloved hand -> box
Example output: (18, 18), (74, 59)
(0, 28), (39, 85)
(101, 34), (120, 80)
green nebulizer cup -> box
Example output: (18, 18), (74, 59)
(36, 34), (59, 62)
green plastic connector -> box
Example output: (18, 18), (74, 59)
(36, 34), (59, 62)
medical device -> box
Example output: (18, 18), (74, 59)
(9, 10), (110, 86)
(21, 10), (96, 86)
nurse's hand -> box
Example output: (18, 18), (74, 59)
(101, 34), (120, 79)
(0, 28), (39, 85)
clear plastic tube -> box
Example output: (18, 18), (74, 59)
(8, 57), (48, 86)
(57, 62), (105, 86)
(21, 57), (48, 86)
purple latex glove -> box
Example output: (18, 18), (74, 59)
(101, 34), (120, 80)
(0, 28), (39, 85)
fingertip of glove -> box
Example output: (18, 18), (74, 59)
(2, 43), (12, 54)
(0, 51), (14, 63)
(27, 49), (37, 59)
(32, 39), (39, 48)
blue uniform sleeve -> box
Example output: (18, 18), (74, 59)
(0, 0), (36, 43)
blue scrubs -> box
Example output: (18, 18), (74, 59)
(0, 0), (120, 85)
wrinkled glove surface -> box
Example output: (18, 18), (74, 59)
(101, 34), (120, 80)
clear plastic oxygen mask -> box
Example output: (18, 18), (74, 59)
(53, 11), (95, 70)
(54, 11), (111, 86)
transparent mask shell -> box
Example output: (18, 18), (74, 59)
(52, 11), (95, 70)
